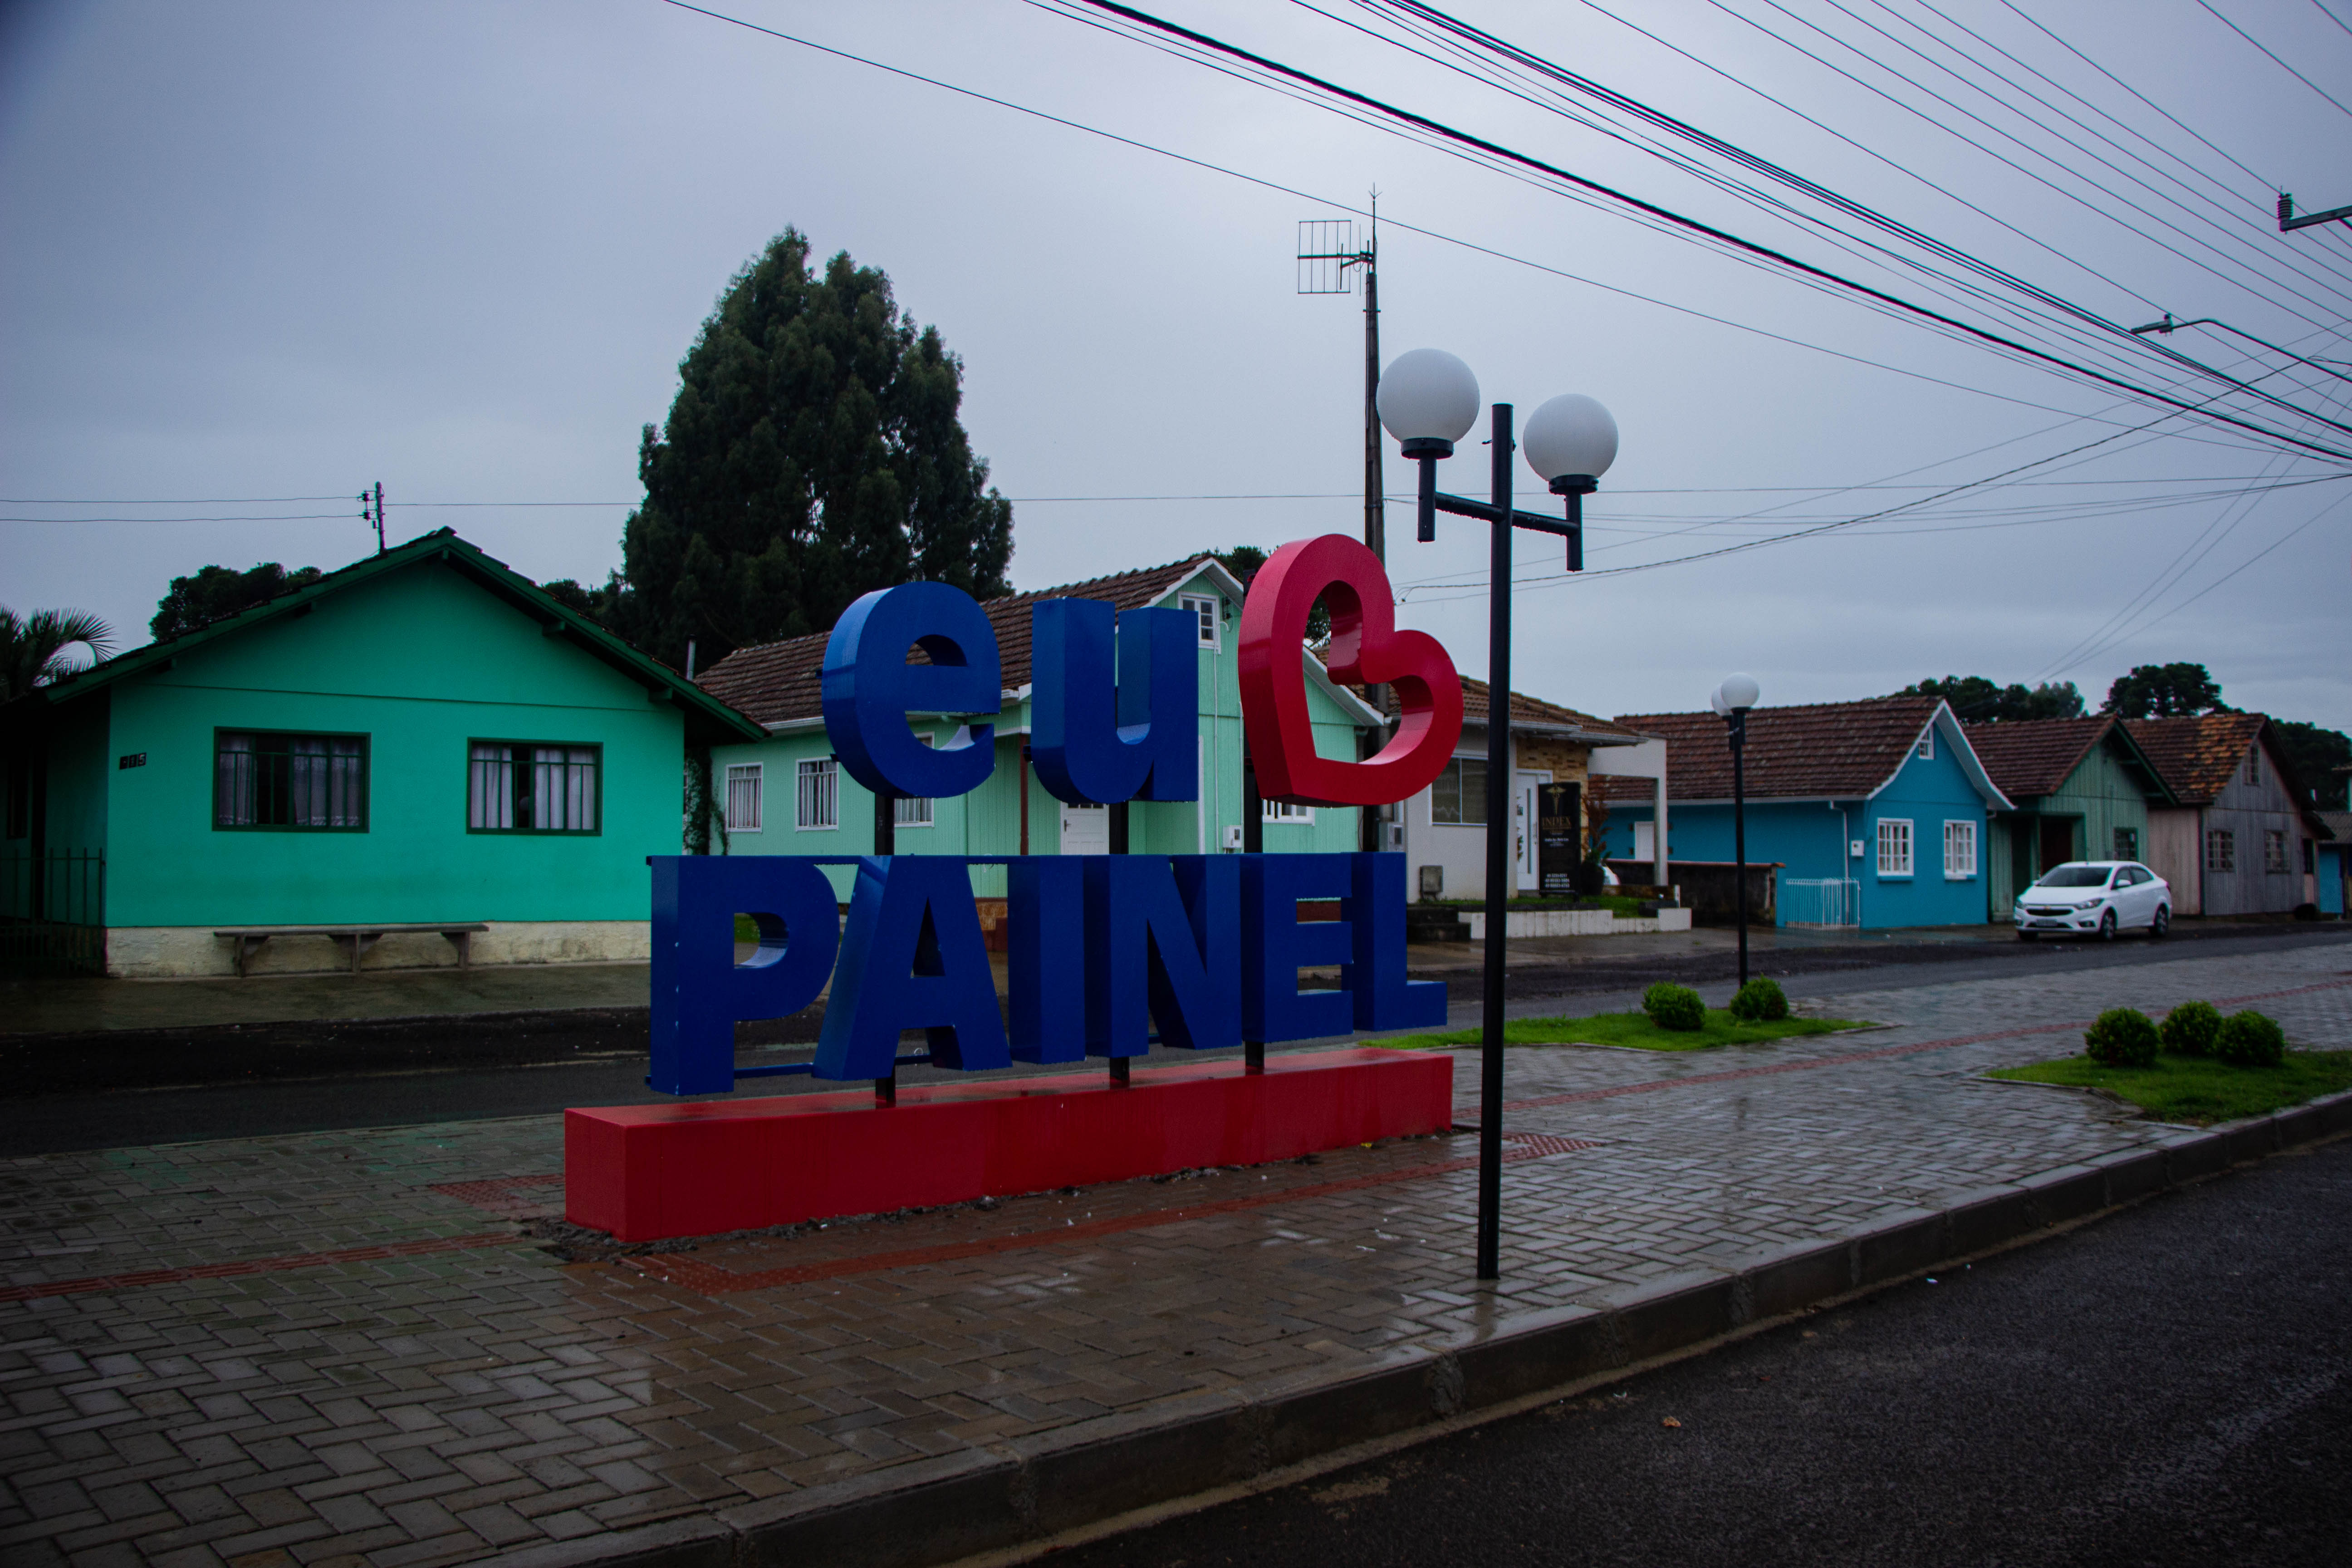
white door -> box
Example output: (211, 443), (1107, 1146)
(1060, 802), (1108, 855)
(1515, 771), (1544, 892)
(1633, 822), (1655, 862)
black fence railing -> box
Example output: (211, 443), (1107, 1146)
(0, 848), (107, 974)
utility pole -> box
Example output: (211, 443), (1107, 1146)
(2279, 192), (2352, 232)
(1298, 199), (1390, 851)
(358, 482), (385, 553)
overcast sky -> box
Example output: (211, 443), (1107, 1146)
(4, 0), (2347, 728)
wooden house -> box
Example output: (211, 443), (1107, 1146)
(2126, 714), (2333, 916)
(1962, 717), (2176, 921)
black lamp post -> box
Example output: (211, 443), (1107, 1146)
(1377, 349), (1619, 1283)
(1711, 674), (1760, 988)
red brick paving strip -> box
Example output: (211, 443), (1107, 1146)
(0, 1230), (517, 1303)
(624, 1135), (1606, 1295)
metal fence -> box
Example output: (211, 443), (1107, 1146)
(0, 848), (107, 974)
(1780, 877), (1859, 929)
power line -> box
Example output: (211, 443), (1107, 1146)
(1058, 0), (2352, 460)
(651, 0), (2276, 442)
(0, 513), (361, 524)
(2194, 0), (2352, 123)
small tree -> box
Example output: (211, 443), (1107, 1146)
(0, 608), (114, 701)
(152, 563), (322, 641)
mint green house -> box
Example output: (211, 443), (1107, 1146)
(694, 556), (1383, 909)
(0, 531), (760, 977)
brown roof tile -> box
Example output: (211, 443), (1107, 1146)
(1594, 695), (1948, 803)
(1960, 716), (2116, 800)
(2122, 713), (2268, 805)
(1348, 676), (1645, 740)
(696, 557), (1221, 727)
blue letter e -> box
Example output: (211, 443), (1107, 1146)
(822, 581), (1000, 800)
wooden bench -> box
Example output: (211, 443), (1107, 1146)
(212, 924), (490, 977)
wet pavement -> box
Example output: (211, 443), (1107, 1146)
(0, 941), (2346, 1565)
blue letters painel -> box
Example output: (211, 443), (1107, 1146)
(816, 855), (1011, 1079)
(1029, 599), (1197, 804)
(821, 581), (1001, 799)
(1083, 855), (1240, 1056)
(648, 855), (840, 1096)
(647, 851), (1439, 1093)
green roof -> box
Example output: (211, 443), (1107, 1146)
(11, 529), (764, 746)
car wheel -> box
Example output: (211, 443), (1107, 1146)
(2098, 910), (2117, 941)
(2151, 904), (2169, 938)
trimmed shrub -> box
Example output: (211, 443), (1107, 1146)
(1729, 976), (1789, 1023)
(1642, 981), (1706, 1032)
(2083, 1007), (2160, 1068)
(2159, 1000), (2222, 1058)
(2215, 1010), (2286, 1068)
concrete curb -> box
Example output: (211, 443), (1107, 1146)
(500, 1088), (2352, 1568)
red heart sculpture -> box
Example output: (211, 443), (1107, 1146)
(1237, 535), (1465, 807)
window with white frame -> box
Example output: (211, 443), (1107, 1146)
(893, 733), (934, 826)
(1916, 729), (1934, 761)
(1943, 819), (1976, 879)
(724, 764), (762, 833)
(2244, 747), (2262, 786)
(2264, 828), (2288, 873)
(1261, 799), (1313, 823)
(796, 758), (839, 829)
(1430, 756), (1489, 824)
(1877, 818), (1914, 877)
(1180, 593), (1220, 650)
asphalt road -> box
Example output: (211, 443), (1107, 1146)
(4, 926), (2345, 1156)
(1045, 1137), (2352, 1568)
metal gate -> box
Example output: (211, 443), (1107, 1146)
(0, 848), (107, 974)
(1780, 877), (1858, 929)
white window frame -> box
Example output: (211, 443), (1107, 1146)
(1179, 593), (1220, 651)
(2245, 747), (2261, 786)
(2264, 828), (2288, 874)
(796, 757), (839, 831)
(1430, 755), (1489, 827)
(1916, 729), (1934, 761)
(1877, 818), (1914, 878)
(894, 734), (936, 827)
(1261, 798), (1314, 824)
(724, 763), (763, 833)
(1942, 818), (1976, 880)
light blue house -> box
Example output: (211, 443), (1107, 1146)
(693, 555), (1384, 916)
(1596, 695), (2012, 930)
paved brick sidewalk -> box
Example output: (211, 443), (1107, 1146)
(1, 945), (2345, 1566)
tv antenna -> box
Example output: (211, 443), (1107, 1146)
(1298, 193), (1383, 561)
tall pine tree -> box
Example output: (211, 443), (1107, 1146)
(614, 229), (1014, 668)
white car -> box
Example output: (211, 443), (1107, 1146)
(2014, 860), (2171, 941)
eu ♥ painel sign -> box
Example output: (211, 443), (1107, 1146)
(566, 537), (1467, 1241)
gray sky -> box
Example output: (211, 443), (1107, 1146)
(4, 0), (2348, 728)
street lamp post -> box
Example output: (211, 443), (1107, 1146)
(1376, 349), (1618, 1283)
(1711, 674), (1760, 987)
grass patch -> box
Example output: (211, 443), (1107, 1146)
(1986, 1049), (2352, 1125)
(1377, 1008), (1867, 1053)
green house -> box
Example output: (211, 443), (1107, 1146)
(1964, 716), (2176, 919)
(0, 531), (760, 977)
(694, 556), (1383, 911)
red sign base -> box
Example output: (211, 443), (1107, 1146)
(564, 1048), (1454, 1244)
